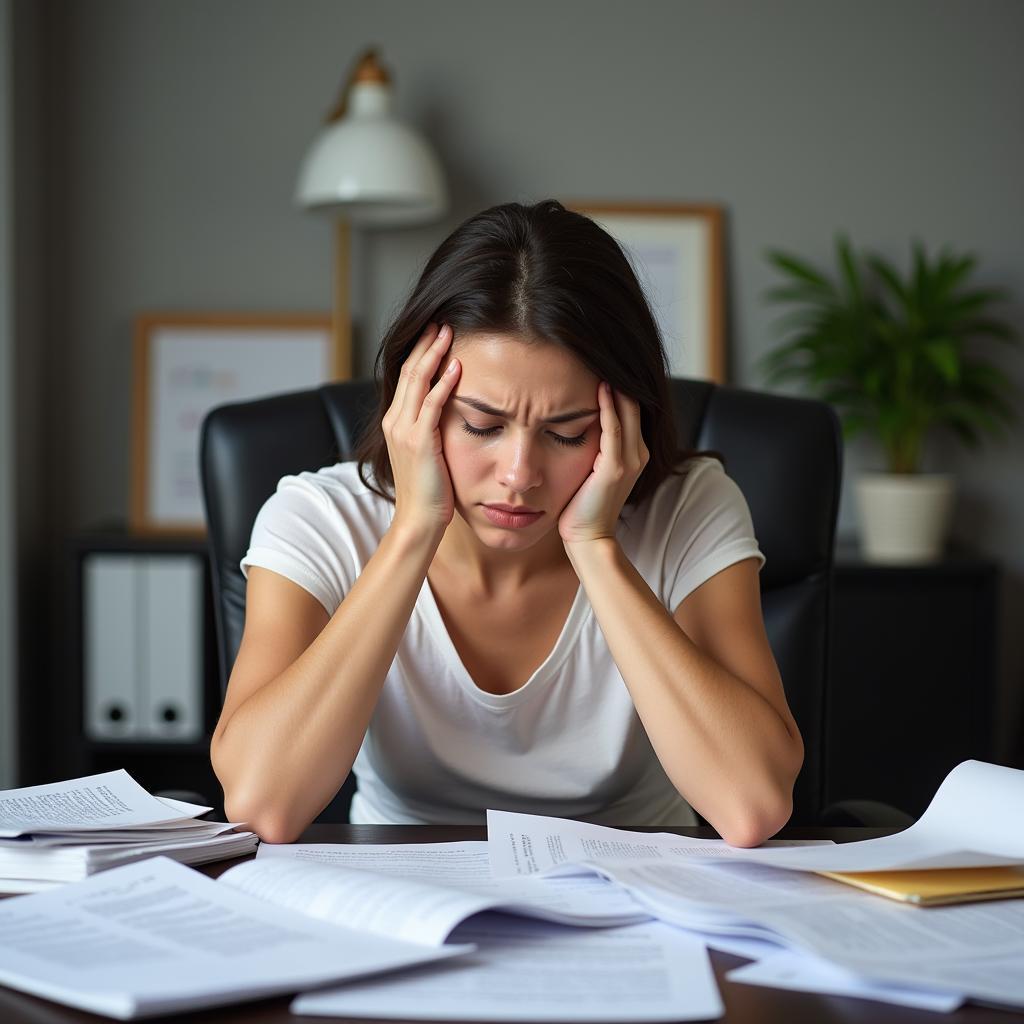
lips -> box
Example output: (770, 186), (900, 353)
(484, 503), (541, 514)
(479, 501), (544, 528)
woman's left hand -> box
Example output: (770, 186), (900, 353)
(558, 382), (649, 545)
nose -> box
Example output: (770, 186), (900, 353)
(496, 432), (543, 494)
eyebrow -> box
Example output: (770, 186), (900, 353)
(454, 396), (599, 424)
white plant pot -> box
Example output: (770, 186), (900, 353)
(854, 473), (955, 564)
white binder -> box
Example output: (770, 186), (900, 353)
(83, 555), (140, 739)
(138, 555), (204, 740)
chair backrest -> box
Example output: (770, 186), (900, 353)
(200, 378), (841, 823)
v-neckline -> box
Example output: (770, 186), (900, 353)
(417, 574), (590, 708)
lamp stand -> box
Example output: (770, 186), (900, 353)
(333, 218), (353, 379)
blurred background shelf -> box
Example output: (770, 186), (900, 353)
(826, 539), (999, 818)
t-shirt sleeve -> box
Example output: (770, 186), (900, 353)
(663, 460), (766, 613)
(239, 473), (358, 617)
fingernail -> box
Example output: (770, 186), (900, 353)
(445, 359), (458, 374)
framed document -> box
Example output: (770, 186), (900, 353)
(564, 202), (726, 383)
(131, 313), (337, 535)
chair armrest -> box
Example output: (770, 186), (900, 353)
(819, 798), (915, 829)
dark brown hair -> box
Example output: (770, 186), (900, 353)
(354, 199), (721, 509)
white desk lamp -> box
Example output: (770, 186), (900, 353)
(295, 48), (449, 378)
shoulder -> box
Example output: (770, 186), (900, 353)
(625, 455), (743, 533)
(620, 456), (764, 607)
(259, 461), (393, 529)
(243, 462), (393, 614)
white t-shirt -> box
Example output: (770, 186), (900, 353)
(240, 456), (765, 826)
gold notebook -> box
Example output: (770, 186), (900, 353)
(819, 866), (1024, 906)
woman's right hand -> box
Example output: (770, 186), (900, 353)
(382, 322), (462, 541)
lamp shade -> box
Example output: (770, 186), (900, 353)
(295, 55), (448, 228)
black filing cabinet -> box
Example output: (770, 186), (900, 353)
(825, 541), (999, 818)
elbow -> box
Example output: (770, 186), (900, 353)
(249, 816), (305, 846)
(711, 771), (797, 848)
(224, 792), (305, 845)
(718, 794), (793, 848)
(696, 736), (803, 848)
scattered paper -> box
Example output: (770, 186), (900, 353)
(292, 914), (723, 1021)
(0, 771), (213, 838)
(0, 856), (470, 1019)
(727, 952), (964, 1012)
(257, 841), (649, 928)
(486, 808), (831, 878)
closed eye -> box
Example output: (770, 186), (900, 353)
(460, 422), (588, 448)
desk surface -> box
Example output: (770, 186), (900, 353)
(1, 825), (1018, 1024)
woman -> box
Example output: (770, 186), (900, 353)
(211, 199), (803, 845)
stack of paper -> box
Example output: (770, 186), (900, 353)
(0, 850), (723, 1021)
(0, 770), (258, 892)
(486, 759), (1024, 1014)
(2, 758), (1023, 1019)
(0, 856), (472, 1019)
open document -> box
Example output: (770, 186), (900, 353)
(0, 847), (725, 1021)
(488, 760), (1024, 876)
(256, 840), (650, 934)
(0, 856), (470, 1020)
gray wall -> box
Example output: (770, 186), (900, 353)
(11, 0), (1024, 779)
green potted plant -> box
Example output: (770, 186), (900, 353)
(757, 235), (1019, 562)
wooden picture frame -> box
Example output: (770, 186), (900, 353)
(563, 202), (726, 383)
(130, 313), (339, 536)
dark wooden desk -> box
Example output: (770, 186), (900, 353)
(1, 825), (1019, 1023)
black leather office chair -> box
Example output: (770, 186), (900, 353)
(199, 378), (910, 827)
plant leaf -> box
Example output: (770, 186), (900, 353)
(764, 250), (834, 294)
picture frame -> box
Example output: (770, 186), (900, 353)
(130, 313), (339, 536)
(563, 202), (726, 383)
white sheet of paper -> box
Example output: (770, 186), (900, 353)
(700, 933), (786, 961)
(713, 759), (1024, 872)
(0, 876), (64, 894)
(0, 856), (471, 1019)
(223, 855), (510, 946)
(727, 952), (964, 1012)
(486, 808), (832, 878)
(579, 857), (1024, 1008)
(885, 953), (1024, 1012)
(291, 914), (723, 1022)
(2, 820), (242, 847)
(0, 771), (212, 837)
(488, 761), (1024, 874)
(256, 841), (648, 927)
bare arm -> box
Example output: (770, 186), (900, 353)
(558, 386), (800, 847)
(212, 321), (461, 842)
(566, 540), (803, 848)
(211, 523), (440, 843)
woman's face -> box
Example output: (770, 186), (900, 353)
(437, 332), (602, 550)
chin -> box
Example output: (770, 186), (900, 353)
(477, 522), (547, 549)
(458, 503), (551, 549)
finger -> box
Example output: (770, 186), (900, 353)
(392, 322), (440, 417)
(598, 382), (622, 468)
(615, 389), (644, 462)
(418, 355), (461, 430)
(400, 324), (453, 423)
